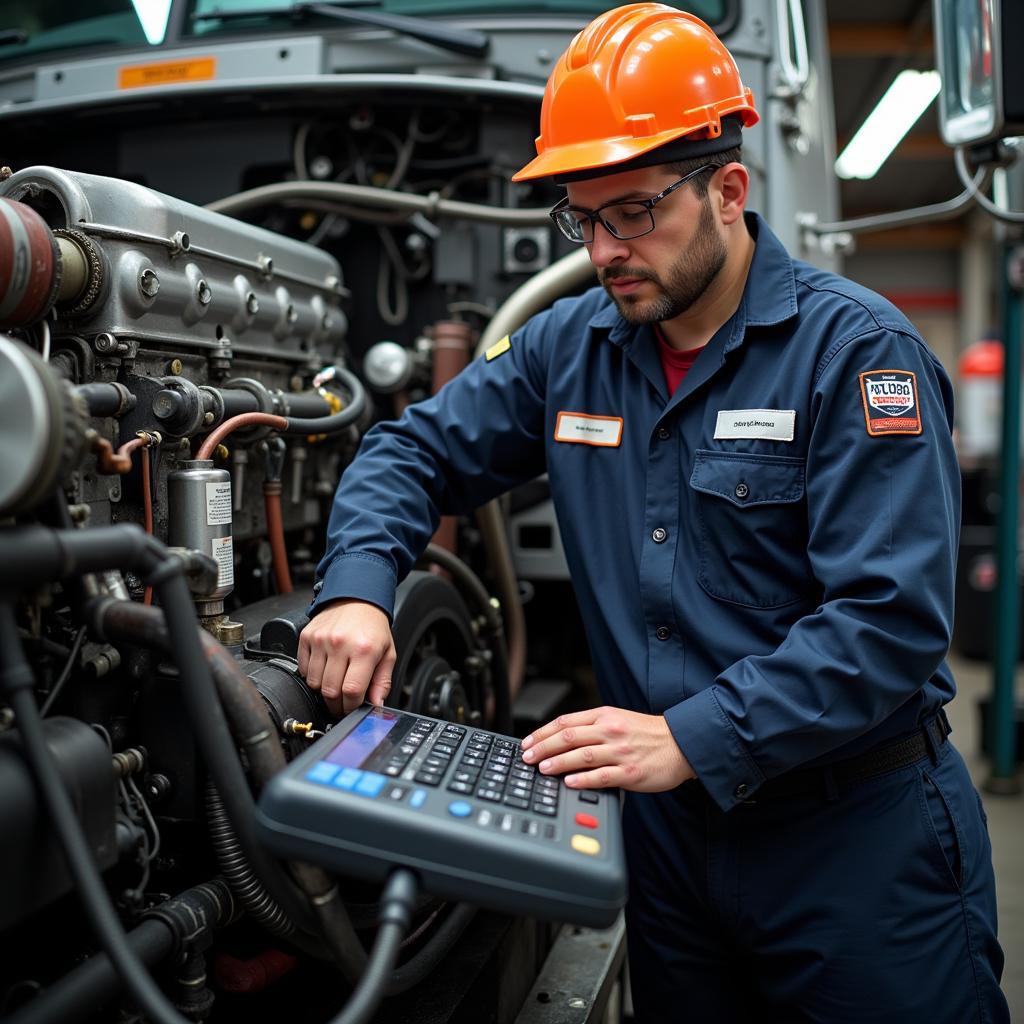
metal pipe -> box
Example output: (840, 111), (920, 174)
(207, 179), (554, 226)
(475, 248), (595, 358)
(467, 249), (598, 696)
(987, 249), (1024, 795)
(75, 383), (136, 418)
(430, 321), (474, 556)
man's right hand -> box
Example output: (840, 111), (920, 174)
(298, 599), (396, 717)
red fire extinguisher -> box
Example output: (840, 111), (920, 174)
(957, 337), (1004, 460)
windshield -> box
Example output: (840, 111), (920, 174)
(0, 0), (733, 65)
(0, 1), (171, 62)
(184, 0), (733, 37)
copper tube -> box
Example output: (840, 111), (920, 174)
(93, 434), (147, 474)
(196, 413), (288, 461)
(142, 448), (154, 606)
(429, 321), (474, 557)
(263, 482), (293, 594)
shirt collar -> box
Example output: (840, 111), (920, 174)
(586, 209), (798, 344)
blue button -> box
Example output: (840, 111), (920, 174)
(331, 767), (362, 791)
(354, 772), (387, 797)
(448, 800), (472, 818)
(306, 761), (340, 785)
(409, 789), (428, 809)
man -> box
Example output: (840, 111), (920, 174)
(299, 5), (1008, 1021)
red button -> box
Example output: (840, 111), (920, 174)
(575, 812), (598, 829)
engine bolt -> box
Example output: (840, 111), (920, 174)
(197, 280), (212, 305)
(167, 358), (183, 375)
(147, 773), (172, 802)
(139, 268), (160, 298)
(246, 292), (259, 315)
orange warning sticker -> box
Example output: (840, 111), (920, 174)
(118, 57), (216, 90)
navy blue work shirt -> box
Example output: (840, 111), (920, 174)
(311, 213), (960, 812)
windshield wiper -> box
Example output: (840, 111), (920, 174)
(194, 0), (490, 58)
(0, 30), (30, 47)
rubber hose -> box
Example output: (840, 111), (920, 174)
(282, 366), (367, 434)
(205, 781), (295, 937)
(5, 881), (234, 1024)
(328, 869), (417, 1024)
(0, 605), (190, 1024)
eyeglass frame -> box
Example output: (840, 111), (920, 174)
(548, 163), (717, 244)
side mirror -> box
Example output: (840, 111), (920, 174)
(933, 0), (1024, 146)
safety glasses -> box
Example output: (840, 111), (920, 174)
(549, 164), (716, 244)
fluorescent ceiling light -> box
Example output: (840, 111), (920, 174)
(131, 0), (172, 45)
(835, 70), (941, 180)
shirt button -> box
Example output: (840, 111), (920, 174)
(652, 527), (668, 543)
(734, 783), (750, 800)
(734, 482), (749, 500)
(657, 426), (671, 440)
(655, 626), (671, 641)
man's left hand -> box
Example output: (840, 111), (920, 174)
(520, 707), (696, 793)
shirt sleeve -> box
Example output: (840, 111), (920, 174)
(665, 326), (959, 810)
(309, 315), (552, 620)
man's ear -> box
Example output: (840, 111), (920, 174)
(711, 163), (749, 226)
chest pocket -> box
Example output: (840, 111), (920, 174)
(689, 449), (813, 608)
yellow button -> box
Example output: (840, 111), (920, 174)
(571, 834), (601, 856)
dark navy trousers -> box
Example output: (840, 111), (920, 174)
(624, 737), (1009, 1023)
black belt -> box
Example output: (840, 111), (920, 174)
(745, 712), (951, 802)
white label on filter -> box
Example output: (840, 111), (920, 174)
(211, 535), (235, 587)
(206, 481), (232, 525)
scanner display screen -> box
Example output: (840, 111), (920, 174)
(324, 707), (407, 770)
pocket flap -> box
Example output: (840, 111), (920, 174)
(690, 449), (805, 508)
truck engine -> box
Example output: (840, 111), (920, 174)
(0, 2), (836, 1020)
(0, 89), (591, 1022)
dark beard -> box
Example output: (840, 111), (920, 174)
(600, 198), (727, 325)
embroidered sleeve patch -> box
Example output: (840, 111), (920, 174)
(485, 335), (511, 361)
(859, 369), (923, 436)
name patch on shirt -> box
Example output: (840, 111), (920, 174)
(714, 409), (795, 441)
(859, 369), (923, 436)
(554, 411), (623, 447)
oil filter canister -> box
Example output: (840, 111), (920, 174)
(168, 460), (235, 603)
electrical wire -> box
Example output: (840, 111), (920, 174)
(39, 625), (87, 716)
(954, 145), (1024, 224)
(376, 226), (410, 326)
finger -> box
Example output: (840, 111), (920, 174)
(563, 765), (628, 791)
(297, 631), (311, 676)
(522, 710), (600, 749)
(366, 647), (397, 704)
(319, 652), (349, 707)
(303, 647), (328, 692)
(522, 724), (606, 764)
(535, 741), (614, 777)
(340, 649), (379, 713)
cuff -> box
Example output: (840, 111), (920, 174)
(308, 552), (397, 621)
(663, 686), (766, 812)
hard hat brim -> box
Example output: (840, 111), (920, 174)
(512, 108), (758, 183)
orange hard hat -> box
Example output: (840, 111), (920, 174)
(512, 3), (759, 182)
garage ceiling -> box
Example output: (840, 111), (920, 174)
(824, 0), (966, 249)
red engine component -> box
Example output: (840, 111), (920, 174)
(0, 197), (60, 329)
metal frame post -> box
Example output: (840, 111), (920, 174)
(985, 244), (1023, 795)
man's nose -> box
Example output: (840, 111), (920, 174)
(586, 220), (630, 267)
